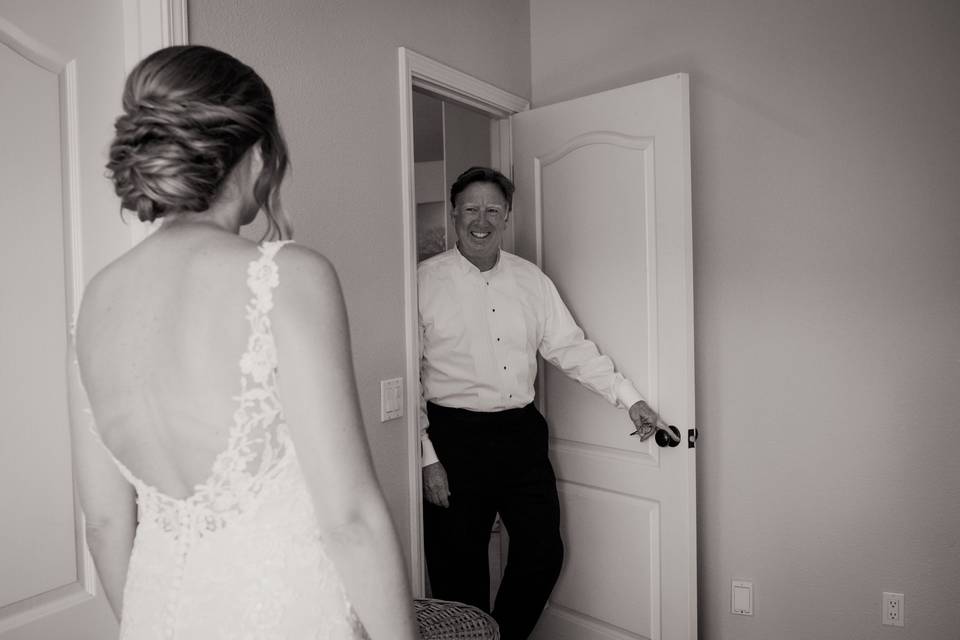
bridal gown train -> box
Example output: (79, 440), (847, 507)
(83, 241), (370, 639)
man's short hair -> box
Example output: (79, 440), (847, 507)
(450, 166), (515, 210)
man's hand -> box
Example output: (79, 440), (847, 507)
(628, 400), (673, 442)
(422, 461), (451, 508)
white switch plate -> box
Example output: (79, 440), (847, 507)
(380, 377), (403, 422)
(732, 580), (753, 615)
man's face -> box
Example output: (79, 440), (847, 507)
(452, 181), (510, 271)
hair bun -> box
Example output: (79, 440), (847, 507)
(107, 103), (230, 222)
(105, 45), (291, 239)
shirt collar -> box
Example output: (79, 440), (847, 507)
(454, 244), (502, 277)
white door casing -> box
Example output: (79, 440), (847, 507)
(0, 3), (185, 638)
(512, 74), (695, 640)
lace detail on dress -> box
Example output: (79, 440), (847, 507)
(99, 240), (295, 538)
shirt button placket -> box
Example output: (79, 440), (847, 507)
(487, 277), (510, 403)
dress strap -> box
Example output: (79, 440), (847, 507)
(260, 239), (293, 260)
(245, 240), (293, 313)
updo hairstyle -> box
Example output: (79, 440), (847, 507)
(106, 45), (290, 238)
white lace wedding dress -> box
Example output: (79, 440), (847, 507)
(84, 241), (369, 639)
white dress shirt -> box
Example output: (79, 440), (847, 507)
(418, 247), (643, 466)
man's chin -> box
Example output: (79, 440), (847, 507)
(461, 237), (492, 251)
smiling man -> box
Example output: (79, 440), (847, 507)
(417, 166), (664, 640)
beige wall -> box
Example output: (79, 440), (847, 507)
(189, 0), (530, 566)
(532, 1), (960, 638)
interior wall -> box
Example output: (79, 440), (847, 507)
(413, 92), (447, 261)
(413, 91), (443, 163)
(189, 0), (531, 567)
(442, 100), (491, 248)
(443, 101), (492, 186)
(531, 1), (960, 639)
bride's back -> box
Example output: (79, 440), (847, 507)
(77, 226), (260, 499)
(70, 45), (417, 640)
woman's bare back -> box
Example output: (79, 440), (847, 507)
(77, 225), (268, 499)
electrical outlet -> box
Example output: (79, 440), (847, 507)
(882, 592), (904, 627)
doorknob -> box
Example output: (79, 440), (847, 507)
(655, 425), (682, 448)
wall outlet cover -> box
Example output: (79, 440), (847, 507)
(882, 592), (904, 627)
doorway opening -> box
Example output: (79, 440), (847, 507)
(397, 47), (528, 597)
(410, 87), (506, 605)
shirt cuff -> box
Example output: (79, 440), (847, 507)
(421, 437), (439, 467)
(616, 379), (644, 411)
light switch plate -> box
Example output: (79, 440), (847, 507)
(380, 377), (403, 422)
(732, 580), (753, 616)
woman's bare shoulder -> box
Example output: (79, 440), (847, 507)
(75, 251), (136, 346)
(271, 243), (350, 351)
(274, 243), (342, 299)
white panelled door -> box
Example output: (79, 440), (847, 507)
(512, 74), (695, 640)
(0, 3), (180, 638)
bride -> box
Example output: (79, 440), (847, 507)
(70, 44), (418, 639)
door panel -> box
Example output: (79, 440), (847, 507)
(0, 3), (174, 638)
(0, 38), (78, 611)
(541, 137), (652, 454)
(512, 74), (695, 640)
(552, 482), (656, 632)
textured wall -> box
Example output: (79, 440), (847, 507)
(190, 0), (530, 567)
(531, 1), (960, 638)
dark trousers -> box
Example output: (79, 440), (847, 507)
(423, 402), (564, 640)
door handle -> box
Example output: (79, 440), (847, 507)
(655, 425), (682, 448)
(629, 423), (682, 446)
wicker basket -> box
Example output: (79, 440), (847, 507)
(413, 598), (500, 640)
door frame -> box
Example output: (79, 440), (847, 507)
(397, 46), (528, 595)
(0, 2), (186, 633)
